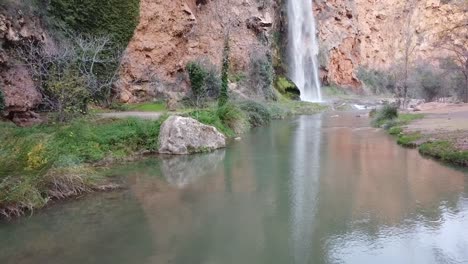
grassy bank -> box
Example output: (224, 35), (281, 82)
(371, 105), (468, 167)
(0, 117), (167, 217)
(0, 100), (326, 218)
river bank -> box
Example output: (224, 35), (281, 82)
(0, 100), (327, 218)
(376, 103), (468, 167)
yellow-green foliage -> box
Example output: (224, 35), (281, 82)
(275, 76), (300, 100)
(276, 76), (295, 93)
(26, 143), (49, 171)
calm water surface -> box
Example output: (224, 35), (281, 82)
(1, 113), (468, 264)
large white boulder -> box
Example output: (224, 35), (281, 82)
(158, 116), (226, 155)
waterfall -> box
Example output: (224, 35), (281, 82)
(287, 0), (322, 102)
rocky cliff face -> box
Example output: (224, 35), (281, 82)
(117, 0), (277, 103)
(0, 7), (46, 125)
(315, 0), (466, 91)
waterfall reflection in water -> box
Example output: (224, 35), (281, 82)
(290, 115), (322, 264)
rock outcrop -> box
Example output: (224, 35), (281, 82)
(315, 0), (466, 91)
(117, 0), (276, 103)
(0, 6), (47, 125)
(158, 116), (226, 155)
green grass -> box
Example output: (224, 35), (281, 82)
(419, 141), (468, 166)
(0, 97), (329, 217)
(396, 132), (422, 147)
(397, 113), (424, 125)
(373, 106), (466, 167)
(0, 116), (166, 216)
(126, 102), (167, 112)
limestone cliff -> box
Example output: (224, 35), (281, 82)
(117, 0), (277, 103)
(0, 6), (46, 125)
(315, 0), (467, 91)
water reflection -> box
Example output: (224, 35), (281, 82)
(0, 113), (467, 264)
(290, 115), (322, 264)
(160, 150), (225, 188)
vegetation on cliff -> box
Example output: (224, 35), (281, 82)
(48, 0), (140, 45)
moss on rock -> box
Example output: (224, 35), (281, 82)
(275, 76), (301, 100)
(48, 0), (140, 45)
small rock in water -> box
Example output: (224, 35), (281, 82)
(234, 137), (242, 141)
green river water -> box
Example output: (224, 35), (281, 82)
(1, 113), (467, 264)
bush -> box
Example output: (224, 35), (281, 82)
(371, 104), (398, 127)
(217, 103), (249, 134)
(419, 67), (442, 102)
(45, 67), (90, 122)
(249, 52), (276, 101)
(238, 100), (272, 127)
(219, 39), (230, 107)
(357, 67), (396, 94)
(186, 60), (221, 107)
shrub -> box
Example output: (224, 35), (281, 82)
(419, 68), (442, 102)
(186, 60), (221, 107)
(238, 100), (272, 127)
(371, 104), (398, 127)
(219, 39), (230, 107)
(217, 103), (249, 134)
(45, 67), (90, 122)
(186, 61), (207, 107)
(249, 52), (276, 101)
(357, 67), (396, 94)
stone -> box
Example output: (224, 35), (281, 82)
(0, 6), (49, 126)
(158, 116), (226, 155)
(9, 111), (43, 127)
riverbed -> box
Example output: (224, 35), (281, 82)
(1, 112), (467, 264)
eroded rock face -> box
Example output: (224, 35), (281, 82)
(315, 0), (466, 90)
(0, 7), (47, 125)
(158, 116), (226, 155)
(117, 0), (276, 103)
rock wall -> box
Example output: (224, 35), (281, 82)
(315, 0), (466, 91)
(117, 0), (277, 103)
(0, 6), (46, 125)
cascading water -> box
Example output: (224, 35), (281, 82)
(287, 0), (322, 102)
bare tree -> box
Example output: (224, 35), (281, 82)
(399, 0), (419, 107)
(16, 34), (123, 121)
(434, 1), (468, 102)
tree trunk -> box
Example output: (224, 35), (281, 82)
(465, 75), (468, 103)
